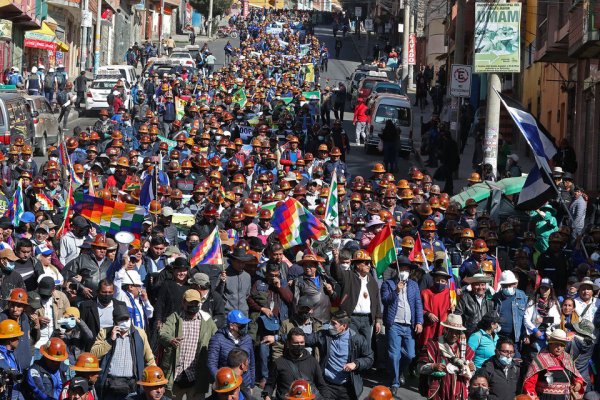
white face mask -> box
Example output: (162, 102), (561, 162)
(50, 157), (58, 162)
(332, 239), (341, 248)
(399, 271), (410, 281)
(118, 319), (131, 332)
(109, 167), (116, 174)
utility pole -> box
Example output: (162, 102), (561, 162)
(93, 0), (102, 74)
(452, 0), (465, 149)
(81, 0), (89, 71)
(207, 0), (214, 39)
(483, 0), (506, 177)
(158, 0), (164, 55)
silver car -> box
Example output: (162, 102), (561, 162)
(24, 95), (60, 156)
(365, 94), (413, 156)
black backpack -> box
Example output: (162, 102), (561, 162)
(44, 72), (55, 88)
(57, 91), (67, 106)
(107, 92), (115, 106)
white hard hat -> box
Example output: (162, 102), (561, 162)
(120, 270), (143, 286)
(31, 66), (38, 73)
(38, 64), (45, 69)
(48, 68), (55, 73)
(498, 270), (518, 285)
(223, 130), (231, 137)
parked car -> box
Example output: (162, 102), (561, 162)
(85, 76), (132, 115)
(23, 95), (60, 156)
(365, 94), (413, 156)
(169, 51), (195, 68)
(352, 76), (390, 108)
(0, 92), (35, 148)
(369, 81), (404, 98)
(346, 66), (388, 101)
(96, 65), (137, 87)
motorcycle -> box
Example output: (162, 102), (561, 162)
(217, 26), (238, 38)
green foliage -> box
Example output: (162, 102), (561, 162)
(189, 0), (234, 19)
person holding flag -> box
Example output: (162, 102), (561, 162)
(418, 265), (454, 350)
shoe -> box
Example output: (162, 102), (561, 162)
(257, 378), (266, 390)
(391, 387), (399, 397)
(399, 376), (406, 386)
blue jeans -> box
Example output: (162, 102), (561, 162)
(257, 342), (270, 381)
(388, 323), (415, 387)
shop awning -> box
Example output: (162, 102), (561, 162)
(0, 0), (23, 19)
(24, 21), (56, 50)
(56, 40), (69, 52)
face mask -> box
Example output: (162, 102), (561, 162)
(97, 294), (112, 306)
(59, 317), (77, 330)
(118, 320), (131, 332)
(328, 327), (339, 336)
(433, 283), (447, 292)
(498, 355), (512, 366)
(109, 167), (116, 174)
(288, 344), (305, 357)
(494, 325), (502, 334)
(3, 261), (15, 272)
(238, 324), (249, 336)
(187, 305), (201, 315)
(340, 262), (351, 270)
(124, 121), (131, 126)
(50, 157), (59, 162)
(399, 271), (410, 281)
(502, 287), (516, 296)
(470, 387), (489, 400)
(332, 239), (341, 248)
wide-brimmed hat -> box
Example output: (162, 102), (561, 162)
(229, 247), (254, 262)
(547, 329), (571, 343)
(430, 265), (451, 279)
(463, 273), (492, 284)
(297, 254), (324, 266)
(574, 277), (600, 291)
(572, 320), (596, 340)
(440, 314), (466, 331)
(365, 216), (385, 229)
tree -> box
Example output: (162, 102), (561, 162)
(189, 0), (233, 20)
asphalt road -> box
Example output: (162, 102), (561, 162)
(39, 27), (426, 399)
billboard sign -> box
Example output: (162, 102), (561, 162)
(474, 3), (521, 73)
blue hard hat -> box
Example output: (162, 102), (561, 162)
(227, 310), (251, 325)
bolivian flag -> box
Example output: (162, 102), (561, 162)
(366, 224), (397, 278)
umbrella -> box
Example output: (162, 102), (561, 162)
(450, 176), (527, 208)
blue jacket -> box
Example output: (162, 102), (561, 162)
(380, 278), (423, 329)
(492, 289), (527, 342)
(24, 361), (67, 400)
(207, 328), (255, 387)
(0, 312), (32, 370)
(0, 345), (24, 399)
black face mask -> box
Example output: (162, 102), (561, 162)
(97, 294), (113, 306)
(288, 344), (305, 358)
(186, 305), (201, 315)
(469, 387), (489, 400)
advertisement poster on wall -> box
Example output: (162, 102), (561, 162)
(474, 3), (521, 73)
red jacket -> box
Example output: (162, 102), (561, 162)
(353, 102), (369, 123)
(112, 96), (123, 113)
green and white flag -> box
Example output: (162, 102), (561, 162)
(232, 88), (248, 107)
(324, 169), (339, 229)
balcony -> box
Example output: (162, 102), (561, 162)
(568, 0), (600, 58)
(534, 3), (573, 63)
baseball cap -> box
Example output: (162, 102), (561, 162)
(20, 212), (35, 224)
(227, 310), (251, 325)
(35, 244), (54, 256)
(183, 289), (201, 302)
(162, 207), (174, 217)
(70, 376), (89, 393)
(188, 272), (210, 287)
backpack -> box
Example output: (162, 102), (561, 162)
(57, 91), (67, 106)
(56, 72), (66, 90)
(44, 72), (55, 88)
(107, 92), (115, 106)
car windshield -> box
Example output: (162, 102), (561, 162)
(353, 72), (366, 82)
(91, 81), (118, 89)
(363, 80), (381, 90)
(171, 53), (191, 58)
(374, 104), (411, 126)
(375, 85), (402, 94)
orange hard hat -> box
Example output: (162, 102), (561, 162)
(285, 380), (316, 400)
(421, 219), (437, 231)
(401, 236), (415, 248)
(137, 366), (169, 387)
(214, 367), (242, 393)
(7, 288), (28, 305)
(0, 319), (24, 339)
(472, 239), (489, 253)
(40, 337), (69, 361)
(71, 352), (102, 372)
(367, 386), (393, 400)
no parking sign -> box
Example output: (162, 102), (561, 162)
(450, 64), (472, 98)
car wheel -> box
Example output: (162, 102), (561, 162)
(37, 134), (47, 157)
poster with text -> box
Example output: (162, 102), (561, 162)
(474, 3), (521, 73)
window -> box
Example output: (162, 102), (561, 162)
(374, 104), (411, 126)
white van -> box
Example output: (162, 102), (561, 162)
(96, 65), (137, 87)
(365, 94), (413, 156)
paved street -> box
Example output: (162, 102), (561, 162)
(45, 27), (426, 399)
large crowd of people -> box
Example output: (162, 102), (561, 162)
(0, 8), (597, 400)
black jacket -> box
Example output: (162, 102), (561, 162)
(200, 290), (227, 329)
(331, 267), (381, 321)
(480, 356), (521, 400)
(79, 299), (127, 351)
(305, 329), (373, 398)
(455, 291), (495, 337)
(153, 280), (189, 323)
(264, 350), (329, 400)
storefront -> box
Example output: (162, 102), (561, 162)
(0, 20), (12, 82)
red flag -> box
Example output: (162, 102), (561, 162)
(409, 232), (429, 269)
(493, 257), (502, 291)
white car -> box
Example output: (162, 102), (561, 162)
(169, 51), (195, 68)
(85, 77), (132, 115)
